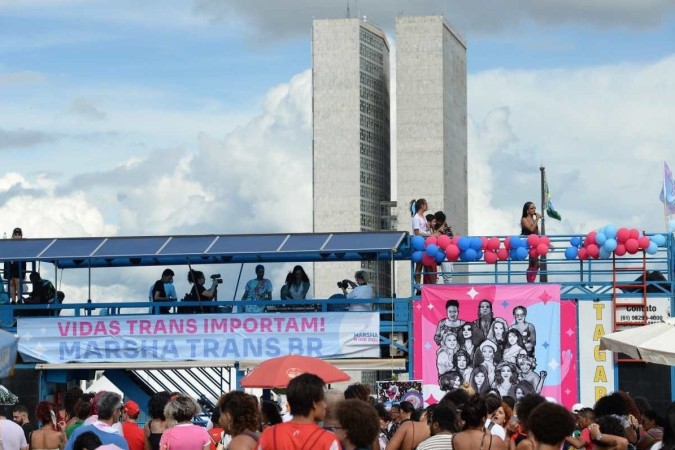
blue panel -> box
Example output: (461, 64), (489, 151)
(280, 234), (331, 252)
(0, 239), (53, 260)
(159, 236), (217, 255)
(94, 237), (169, 256)
(323, 233), (403, 251)
(41, 238), (105, 258)
(208, 235), (288, 254)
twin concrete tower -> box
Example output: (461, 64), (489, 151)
(312, 16), (468, 299)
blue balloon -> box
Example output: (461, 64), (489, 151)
(565, 247), (578, 260)
(515, 247), (528, 260)
(595, 233), (607, 246)
(570, 236), (582, 248)
(652, 234), (667, 247)
(604, 224), (618, 239)
(476, 250), (484, 261)
(510, 236), (523, 248)
(435, 251), (446, 263)
(603, 238), (617, 252)
(458, 237), (471, 251)
(646, 241), (658, 255)
(599, 247), (611, 259)
(509, 249), (517, 260)
(426, 244), (439, 257)
(470, 237), (482, 251)
(465, 248), (478, 261)
(412, 250), (423, 263)
(412, 235), (425, 251)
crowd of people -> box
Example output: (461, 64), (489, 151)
(2, 377), (673, 450)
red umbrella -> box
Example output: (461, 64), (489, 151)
(239, 355), (351, 388)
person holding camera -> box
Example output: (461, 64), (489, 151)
(182, 270), (219, 314)
(434, 210), (454, 284)
(339, 270), (373, 312)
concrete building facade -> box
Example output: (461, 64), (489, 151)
(312, 19), (392, 300)
(395, 16), (468, 295)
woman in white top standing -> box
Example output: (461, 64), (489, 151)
(411, 198), (432, 287)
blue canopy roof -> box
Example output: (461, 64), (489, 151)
(0, 232), (411, 268)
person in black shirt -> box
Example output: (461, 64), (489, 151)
(151, 269), (175, 314)
(4, 227), (26, 304)
(182, 270), (218, 314)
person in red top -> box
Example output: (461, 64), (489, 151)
(122, 400), (145, 450)
(257, 373), (339, 450)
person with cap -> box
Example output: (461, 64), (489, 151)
(241, 265), (272, 313)
(122, 401), (144, 450)
(66, 392), (129, 450)
(4, 227), (26, 305)
(151, 269), (176, 314)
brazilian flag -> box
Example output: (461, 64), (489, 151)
(545, 181), (562, 221)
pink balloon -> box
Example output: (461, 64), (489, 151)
(586, 231), (597, 246)
(615, 244), (627, 256)
(586, 244), (599, 258)
(527, 234), (540, 248)
(625, 239), (639, 254)
(497, 248), (508, 261)
(537, 243), (549, 256)
(578, 248), (588, 260)
(617, 228), (630, 243)
(422, 253), (436, 266)
(437, 235), (451, 250)
(445, 245), (460, 261)
(540, 236), (551, 246)
(486, 237), (500, 251)
(629, 228), (640, 240)
(638, 236), (650, 249)
(480, 237), (488, 250)
(529, 248), (539, 258)
(425, 236), (437, 247)
(485, 251), (498, 264)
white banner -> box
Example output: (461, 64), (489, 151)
(578, 300), (615, 407)
(18, 312), (381, 363)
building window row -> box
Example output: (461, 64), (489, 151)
(359, 44), (384, 66)
(359, 126), (389, 148)
(360, 86), (387, 107)
(359, 72), (386, 94)
(359, 101), (385, 121)
(360, 114), (385, 134)
(360, 169), (385, 188)
(359, 27), (385, 51)
(360, 58), (383, 76)
(360, 154), (387, 176)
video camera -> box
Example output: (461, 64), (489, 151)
(336, 279), (352, 289)
(211, 274), (223, 284)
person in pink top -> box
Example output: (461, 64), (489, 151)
(159, 395), (210, 450)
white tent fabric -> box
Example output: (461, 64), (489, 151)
(600, 317), (675, 365)
(84, 375), (123, 396)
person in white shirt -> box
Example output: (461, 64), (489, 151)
(340, 270), (374, 312)
(0, 418), (29, 450)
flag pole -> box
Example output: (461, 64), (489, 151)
(540, 166), (548, 282)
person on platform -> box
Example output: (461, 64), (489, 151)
(121, 401), (144, 450)
(4, 227), (26, 304)
(183, 270), (219, 314)
(66, 392), (129, 450)
(241, 265), (272, 313)
(340, 270), (374, 312)
(521, 202), (541, 283)
(433, 210), (454, 284)
(280, 265), (310, 301)
(151, 269), (176, 314)
(257, 373), (339, 450)
(411, 199), (432, 287)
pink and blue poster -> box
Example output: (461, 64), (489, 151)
(413, 284), (577, 407)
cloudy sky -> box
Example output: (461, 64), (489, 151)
(1, 0), (674, 302)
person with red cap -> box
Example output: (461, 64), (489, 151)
(122, 401), (144, 450)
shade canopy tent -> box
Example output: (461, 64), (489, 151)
(0, 232), (410, 269)
(599, 317), (675, 365)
